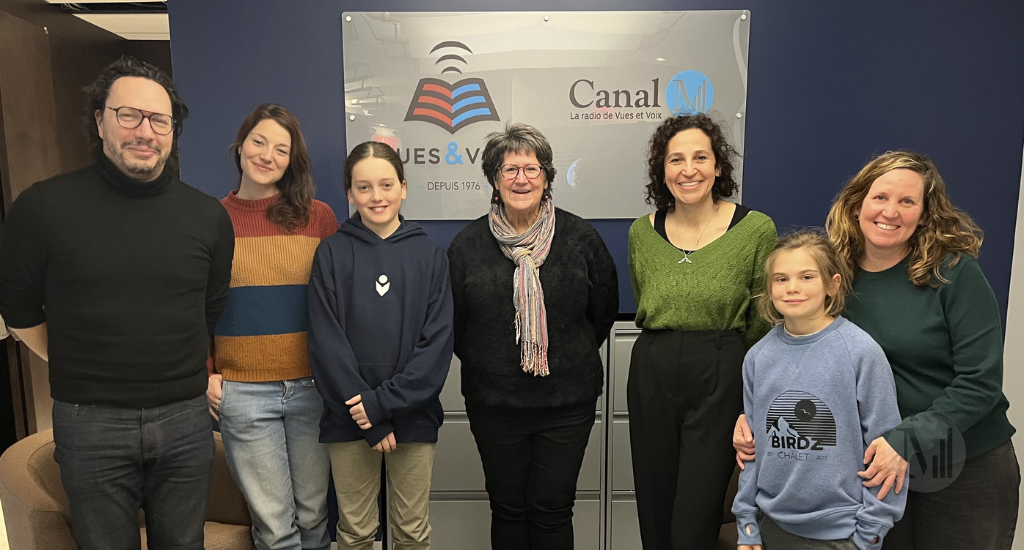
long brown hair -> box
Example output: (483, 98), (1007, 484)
(824, 151), (983, 287)
(230, 104), (315, 232)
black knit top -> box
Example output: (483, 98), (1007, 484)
(448, 208), (619, 409)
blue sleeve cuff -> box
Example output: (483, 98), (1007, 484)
(853, 522), (887, 550)
(735, 513), (762, 546)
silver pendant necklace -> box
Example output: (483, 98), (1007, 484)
(673, 205), (718, 264)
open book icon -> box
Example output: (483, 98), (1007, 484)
(404, 78), (500, 134)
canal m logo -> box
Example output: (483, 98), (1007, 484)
(666, 70), (714, 116)
(404, 41), (500, 134)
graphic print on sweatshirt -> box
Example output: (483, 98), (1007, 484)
(765, 390), (837, 458)
(376, 274), (391, 296)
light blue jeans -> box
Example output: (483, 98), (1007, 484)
(219, 377), (331, 550)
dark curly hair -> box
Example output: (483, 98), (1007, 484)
(230, 104), (315, 232)
(644, 113), (738, 211)
(84, 56), (188, 167)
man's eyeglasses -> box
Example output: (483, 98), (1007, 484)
(499, 164), (544, 180)
(106, 106), (174, 136)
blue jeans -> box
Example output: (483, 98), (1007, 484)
(219, 377), (331, 550)
(52, 394), (214, 550)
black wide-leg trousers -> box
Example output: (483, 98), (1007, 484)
(627, 328), (745, 550)
(468, 402), (596, 550)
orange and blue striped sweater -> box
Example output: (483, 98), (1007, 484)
(214, 191), (338, 382)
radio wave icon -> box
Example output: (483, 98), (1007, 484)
(404, 41), (500, 134)
(432, 41), (471, 75)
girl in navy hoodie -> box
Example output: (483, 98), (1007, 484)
(307, 141), (454, 550)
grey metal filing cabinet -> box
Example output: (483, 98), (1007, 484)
(417, 322), (642, 549)
(606, 321), (642, 549)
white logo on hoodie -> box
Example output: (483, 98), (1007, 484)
(376, 274), (390, 296)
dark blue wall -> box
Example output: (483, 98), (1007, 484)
(168, 0), (1024, 318)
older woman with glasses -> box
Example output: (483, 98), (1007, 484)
(448, 122), (619, 550)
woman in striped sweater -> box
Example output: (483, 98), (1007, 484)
(207, 104), (338, 550)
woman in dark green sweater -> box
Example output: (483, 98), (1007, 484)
(735, 151), (1018, 549)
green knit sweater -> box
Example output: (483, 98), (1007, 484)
(846, 254), (1015, 460)
(627, 209), (777, 348)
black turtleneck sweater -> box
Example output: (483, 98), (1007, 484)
(0, 155), (234, 408)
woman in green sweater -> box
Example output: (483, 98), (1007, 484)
(627, 114), (777, 549)
(734, 151), (1019, 549)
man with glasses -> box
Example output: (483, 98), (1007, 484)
(0, 57), (234, 550)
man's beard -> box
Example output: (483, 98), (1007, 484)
(111, 139), (169, 181)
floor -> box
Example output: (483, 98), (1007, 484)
(0, 507), (381, 550)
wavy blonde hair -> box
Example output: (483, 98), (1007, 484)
(824, 151), (982, 287)
(757, 230), (852, 326)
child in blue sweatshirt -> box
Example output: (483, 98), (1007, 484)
(308, 141), (454, 549)
(733, 231), (906, 550)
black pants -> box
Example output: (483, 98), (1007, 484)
(627, 329), (745, 550)
(467, 401), (597, 550)
(883, 440), (1020, 550)
(760, 515), (858, 550)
